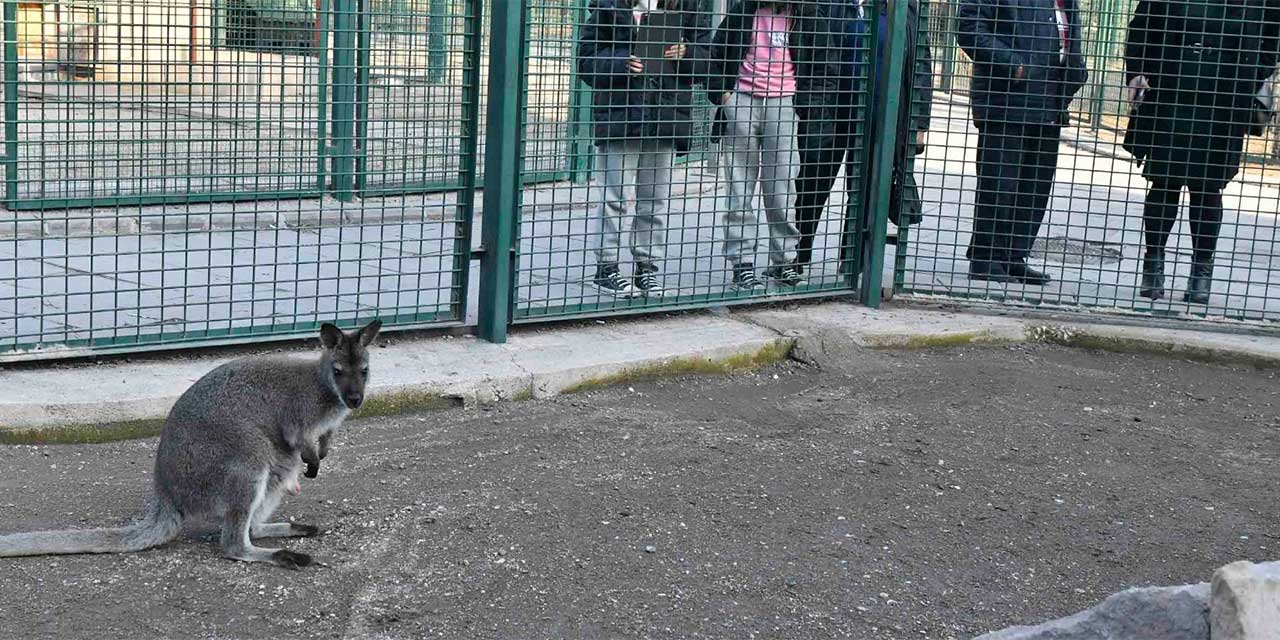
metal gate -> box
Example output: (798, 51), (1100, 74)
(0, 0), (486, 210)
(0, 0), (479, 358)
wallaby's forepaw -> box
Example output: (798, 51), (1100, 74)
(291, 523), (321, 538)
(304, 461), (320, 479)
(272, 549), (313, 570)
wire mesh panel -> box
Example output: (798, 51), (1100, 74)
(895, 0), (1280, 326)
(0, 0), (478, 360)
(512, 0), (874, 322)
(3, 0), (329, 209)
(354, 0), (477, 195)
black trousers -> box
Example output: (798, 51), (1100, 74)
(795, 108), (858, 269)
(967, 121), (1063, 264)
(1141, 178), (1223, 266)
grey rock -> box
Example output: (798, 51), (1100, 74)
(974, 583), (1210, 640)
(1211, 560), (1280, 640)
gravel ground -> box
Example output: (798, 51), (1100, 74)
(0, 344), (1277, 640)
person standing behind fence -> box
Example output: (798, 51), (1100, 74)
(1123, 0), (1280, 304)
(576, 0), (713, 298)
(956, 0), (1086, 285)
(793, 0), (933, 276)
(706, 1), (842, 290)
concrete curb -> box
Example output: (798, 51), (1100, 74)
(0, 314), (794, 444)
(0, 303), (1275, 443)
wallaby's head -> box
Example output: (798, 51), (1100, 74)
(319, 319), (383, 410)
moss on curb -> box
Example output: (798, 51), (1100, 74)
(890, 331), (1020, 349)
(1029, 325), (1280, 369)
(560, 339), (794, 396)
(0, 418), (166, 446)
(355, 389), (466, 419)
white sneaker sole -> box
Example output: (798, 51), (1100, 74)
(593, 283), (638, 298)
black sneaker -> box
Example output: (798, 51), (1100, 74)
(766, 264), (806, 287)
(731, 263), (765, 291)
(633, 263), (664, 298)
(593, 264), (634, 297)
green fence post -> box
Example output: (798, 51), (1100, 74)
(314, 0), (333, 193)
(353, 0), (372, 194)
(451, 0), (482, 321)
(428, 0), (448, 84)
(478, 0), (525, 343)
(568, 0), (594, 183)
(2, 0), (17, 206)
(860, 0), (911, 308)
(938, 0), (956, 93)
(329, 0), (358, 201)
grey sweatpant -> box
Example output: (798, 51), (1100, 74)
(720, 91), (801, 267)
(592, 140), (675, 265)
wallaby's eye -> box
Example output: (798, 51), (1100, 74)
(360, 367), (369, 376)
(332, 366), (344, 377)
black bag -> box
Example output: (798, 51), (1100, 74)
(889, 138), (923, 228)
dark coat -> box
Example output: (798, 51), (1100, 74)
(703, 0), (850, 138)
(794, 1), (933, 127)
(576, 0), (714, 152)
(1123, 0), (1280, 189)
(956, 0), (1088, 127)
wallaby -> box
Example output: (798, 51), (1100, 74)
(0, 320), (382, 569)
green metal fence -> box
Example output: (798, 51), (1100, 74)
(506, 0), (881, 327)
(2, 0), (1278, 361)
(0, 0), (479, 358)
(896, 0), (1280, 324)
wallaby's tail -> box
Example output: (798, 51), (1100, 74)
(0, 497), (181, 558)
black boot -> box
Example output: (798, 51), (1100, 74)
(1138, 250), (1165, 300)
(1183, 261), (1213, 305)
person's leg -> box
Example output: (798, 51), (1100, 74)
(1011, 123), (1062, 260)
(593, 141), (629, 266)
(1139, 178), (1180, 300)
(758, 96), (802, 281)
(794, 110), (848, 272)
(592, 141), (639, 295)
(721, 92), (765, 288)
(1005, 123), (1062, 285)
(967, 121), (1022, 281)
(631, 140), (675, 295)
(1184, 184), (1224, 304)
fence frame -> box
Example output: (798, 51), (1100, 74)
(3, 0), (1276, 362)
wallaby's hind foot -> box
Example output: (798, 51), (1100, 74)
(251, 522), (320, 539)
(271, 549), (313, 570)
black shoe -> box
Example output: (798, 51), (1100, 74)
(593, 263), (635, 297)
(765, 264), (807, 287)
(968, 261), (1012, 283)
(1007, 262), (1051, 286)
(1139, 251), (1165, 300)
(633, 262), (664, 298)
(1183, 263), (1213, 304)
(731, 263), (765, 291)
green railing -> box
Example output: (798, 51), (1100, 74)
(1, 0), (1277, 362)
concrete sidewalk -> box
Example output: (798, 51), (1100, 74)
(1, 302), (1277, 441)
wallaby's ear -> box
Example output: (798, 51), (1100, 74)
(358, 319), (383, 347)
(319, 323), (345, 350)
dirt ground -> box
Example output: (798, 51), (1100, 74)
(0, 343), (1277, 640)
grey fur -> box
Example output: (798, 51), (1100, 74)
(0, 320), (381, 569)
